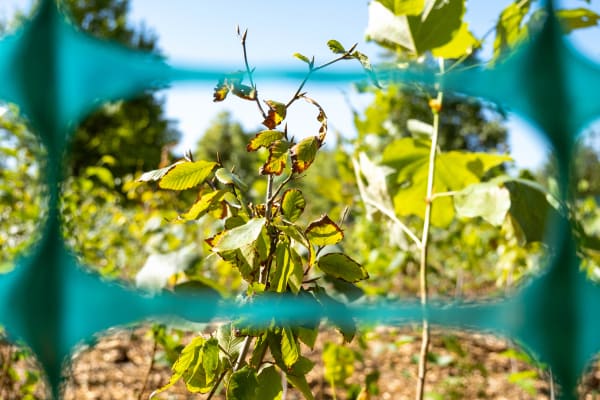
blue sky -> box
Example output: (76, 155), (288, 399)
(2, 0), (599, 169)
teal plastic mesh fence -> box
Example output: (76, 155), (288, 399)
(0, 0), (598, 398)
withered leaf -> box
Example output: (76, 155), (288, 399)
(247, 130), (285, 152)
(291, 136), (321, 174)
(260, 140), (290, 176)
(305, 214), (344, 246)
(262, 100), (287, 129)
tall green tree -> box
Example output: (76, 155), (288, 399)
(58, 0), (180, 178)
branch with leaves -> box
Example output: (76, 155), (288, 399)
(140, 29), (375, 400)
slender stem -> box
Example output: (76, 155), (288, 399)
(206, 370), (228, 400)
(234, 175), (275, 373)
(240, 28), (266, 119)
(415, 75), (444, 400)
(430, 191), (457, 201)
(286, 51), (355, 109)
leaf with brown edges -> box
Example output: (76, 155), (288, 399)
(291, 136), (321, 173)
(262, 100), (287, 129)
(260, 140), (290, 175)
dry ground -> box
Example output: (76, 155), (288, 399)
(3, 324), (599, 399)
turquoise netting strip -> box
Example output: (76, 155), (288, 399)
(0, 1), (598, 398)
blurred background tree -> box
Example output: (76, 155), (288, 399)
(58, 0), (180, 179)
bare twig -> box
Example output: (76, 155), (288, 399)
(238, 26), (266, 119)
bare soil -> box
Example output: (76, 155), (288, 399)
(3, 324), (599, 399)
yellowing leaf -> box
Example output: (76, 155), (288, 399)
(263, 100), (287, 129)
(305, 215), (344, 246)
(247, 130), (285, 152)
(293, 52), (311, 64)
(261, 140), (290, 176)
(431, 22), (479, 59)
(159, 160), (218, 191)
(180, 190), (226, 220)
(291, 136), (321, 173)
(281, 189), (305, 222)
(231, 84), (257, 101)
(317, 253), (368, 283)
(271, 241), (294, 293)
(493, 0), (531, 60)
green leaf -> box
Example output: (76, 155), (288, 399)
(256, 366), (283, 400)
(305, 215), (344, 246)
(493, 0), (531, 60)
(247, 130), (285, 151)
(327, 39), (346, 54)
(85, 166), (114, 188)
(227, 366), (258, 400)
(263, 100), (287, 129)
(382, 137), (511, 227)
(286, 372), (315, 400)
(380, 0), (424, 15)
(180, 190), (226, 220)
(281, 326), (299, 368)
(217, 323), (244, 368)
(231, 84), (257, 101)
(366, 0), (465, 55)
(454, 181), (511, 226)
(297, 326), (318, 349)
(261, 140), (290, 176)
(201, 338), (221, 386)
(215, 168), (248, 191)
(159, 160), (218, 191)
(351, 50), (381, 88)
(557, 8), (600, 33)
(317, 253), (368, 283)
(212, 218), (266, 252)
(291, 136), (321, 173)
(138, 161), (182, 182)
(431, 22), (479, 59)
(281, 189), (306, 222)
(173, 281), (221, 301)
(271, 241), (294, 293)
(504, 180), (558, 244)
(293, 52), (311, 64)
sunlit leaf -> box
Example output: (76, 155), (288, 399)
(281, 326), (299, 368)
(180, 190), (226, 220)
(406, 119), (433, 138)
(317, 253), (368, 282)
(454, 181), (511, 226)
(293, 52), (311, 64)
(212, 218), (266, 252)
(159, 160), (218, 191)
(382, 137), (511, 227)
(431, 22), (479, 58)
(305, 215), (344, 246)
(493, 0), (531, 60)
(263, 100), (287, 129)
(227, 366), (258, 400)
(261, 140), (290, 175)
(137, 161), (182, 182)
(281, 189), (306, 222)
(247, 130), (285, 152)
(557, 7), (600, 33)
(291, 136), (321, 173)
(327, 39), (346, 54)
(271, 241), (294, 293)
(366, 0), (465, 55)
